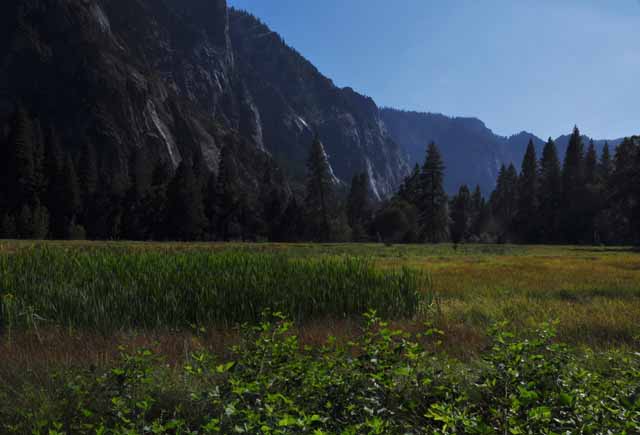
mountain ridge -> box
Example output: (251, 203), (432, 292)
(381, 107), (627, 194)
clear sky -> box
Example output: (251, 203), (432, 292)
(227, 0), (639, 139)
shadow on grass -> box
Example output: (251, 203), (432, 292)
(567, 246), (640, 254)
(525, 288), (640, 302)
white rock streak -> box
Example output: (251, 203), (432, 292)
(90, 3), (111, 34)
(147, 100), (178, 166)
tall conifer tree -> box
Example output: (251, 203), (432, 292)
(515, 140), (539, 241)
(598, 142), (613, 187)
(538, 138), (562, 242)
(418, 142), (448, 243)
(167, 159), (207, 241)
(450, 184), (472, 244)
(304, 136), (336, 242)
(61, 154), (81, 238)
(561, 126), (587, 242)
(216, 145), (241, 241)
(491, 164), (519, 240)
(347, 173), (371, 241)
(7, 107), (37, 210)
(585, 140), (598, 186)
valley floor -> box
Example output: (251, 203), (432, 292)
(0, 241), (640, 435)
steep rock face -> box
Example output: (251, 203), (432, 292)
(0, 0), (280, 188)
(0, 0), (409, 201)
(381, 108), (625, 194)
(229, 10), (409, 199)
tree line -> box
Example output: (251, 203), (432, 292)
(386, 127), (640, 245)
(0, 107), (358, 242)
(1, 107), (639, 245)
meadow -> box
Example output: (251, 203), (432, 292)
(1, 241), (639, 433)
(2, 241), (638, 350)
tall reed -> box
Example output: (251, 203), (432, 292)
(0, 247), (427, 332)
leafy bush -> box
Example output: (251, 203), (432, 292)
(1, 314), (638, 434)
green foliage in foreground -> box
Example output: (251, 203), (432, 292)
(0, 248), (425, 332)
(2, 314), (638, 434)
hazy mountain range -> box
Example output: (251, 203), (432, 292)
(381, 108), (625, 194)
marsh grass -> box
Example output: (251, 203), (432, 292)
(0, 247), (427, 333)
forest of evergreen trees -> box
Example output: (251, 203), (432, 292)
(391, 127), (640, 245)
(1, 107), (639, 245)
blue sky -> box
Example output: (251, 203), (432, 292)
(227, 0), (639, 139)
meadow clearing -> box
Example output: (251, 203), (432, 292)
(1, 241), (639, 433)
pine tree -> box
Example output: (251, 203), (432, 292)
(470, 185), (488, 237)
(472, 185), (484, 214)
(263, 187), (285, 242)
(347, 173), (371, 241)
(0, 140), (8, 220)
(515, 140), (539, 242)
(592, 142), (615, 244)
(7, 107), (37, 210)
(561, 126), (587, 243)
(204, 172), (218, 239)
(167, 159), (207, 241)
(598, 142), (613, 187)
(61, 154), (82, 238)
(398, 164), (421, 206)
(122, 149), (153, 240)
(0, 214), (17, 239)
(32, 120), (46, 203)
(585, 140), (598, 186)
(253, 166), (278, 241)
(582, 140), (602, 243)
(491, 164), (518, 241)
(418, 142), (448, 243)
(147, 162), (172, 240)
(278, 197), (304, 242)
(304, 136), (336, 242)
(17, 201), (49, 239)
(538, 138), (562, 243)
(44, 129), (66, 238)
(31, 202), (50, 239)
(450, 185), (472, 244)
(632, 137), (640, 243)
(216, 145), (241, 241)
(608, 137), (640, 242)
(17, 204), (33, 239)
(78, 142), (99, 199)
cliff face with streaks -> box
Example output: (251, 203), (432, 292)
(0, 0), (410, 198)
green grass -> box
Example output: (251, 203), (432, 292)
(0, 247), (427, 333)
(1, 240), (639, 349)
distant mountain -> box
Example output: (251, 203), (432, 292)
(381, 108), (626, 194)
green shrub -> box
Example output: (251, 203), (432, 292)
(1, 316), (638, 434)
